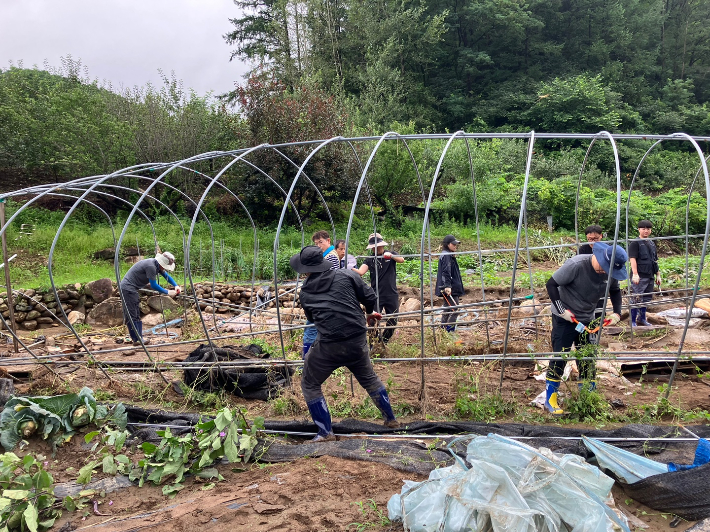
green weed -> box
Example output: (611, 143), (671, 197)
(347, 499), (391, 531)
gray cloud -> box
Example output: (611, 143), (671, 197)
(0, 0), (251, 97)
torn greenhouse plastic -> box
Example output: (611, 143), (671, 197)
(388, 434), (629, 532)
(581, 436), (667, 483)
(583, 435), (710, 478)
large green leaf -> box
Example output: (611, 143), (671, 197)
(23, 502), (39, 532)
(2, 489), (30, 499)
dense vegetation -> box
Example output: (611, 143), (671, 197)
(1, 1), (709, 232)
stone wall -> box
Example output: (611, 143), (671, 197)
(0, 279), (434, 331)
(0, 277), (119, 331)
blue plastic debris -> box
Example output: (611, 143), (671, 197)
(668, 438), (710, 472)
(582, 436), (667, 483)
(149, 318), (184, 338)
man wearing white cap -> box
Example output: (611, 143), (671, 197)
(119, 251), (181, 345)
(354, 233), (405, 344)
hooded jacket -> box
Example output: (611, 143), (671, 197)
(435, 249), (464, 297)
(298, 269), (377, 342)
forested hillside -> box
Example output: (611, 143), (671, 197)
(225, 0), (710, 133)
(1, 1), (709, 228)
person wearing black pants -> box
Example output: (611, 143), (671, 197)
(355, 233), (405, 344)
(435, 235), (464, 332)
(628, 220), (661, 327)
(291, 246), (399, 442)
(544, 243), (626, 415)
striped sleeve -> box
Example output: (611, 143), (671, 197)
(325, 252), (340, 270)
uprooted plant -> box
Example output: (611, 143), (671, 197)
(129, 407), (265, 497)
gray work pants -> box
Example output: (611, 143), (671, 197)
(301, 334), (384, 403)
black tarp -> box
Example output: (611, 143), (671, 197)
(181, 344), (293, 401)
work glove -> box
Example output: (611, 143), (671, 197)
(167, 290), (177, 298)
(174, 285), (182, 295)
(603, 313), (621, 327)
(443, 287), (452, 296)
(560, 309), (575, 323)
(632, 273), (640, 284)
(367, 312), (383, 326)
(383, 251), (393, 260)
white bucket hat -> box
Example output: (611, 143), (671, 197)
(155, 251), (176, 271)
(366, 233), (389, 250)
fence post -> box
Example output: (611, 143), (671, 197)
(0, 198), (19, 352)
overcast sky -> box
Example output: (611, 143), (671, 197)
(0, 0), (251, 97)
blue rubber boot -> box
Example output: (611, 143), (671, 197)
(306, 397), (336, 442)
(544, 379), (564, 416)
(127, 320), (141, 343)
(638, 308), (651, 327)
(302, 343), (312, 359)
(134, 321), (150, 345)
(630, 308), (638, 327)
(445, 325), (456, 333)
(369, 387), (400, 428)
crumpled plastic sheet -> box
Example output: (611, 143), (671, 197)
(583, 436), (710, 478)
(388, 434), (629, 532)
(656, 307), (708, 327)
(582, 436), (668, 483)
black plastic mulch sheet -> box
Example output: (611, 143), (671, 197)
(182, 344), (293, 401)
(124, 406), (710, 517)
(620, 462), (710, 520)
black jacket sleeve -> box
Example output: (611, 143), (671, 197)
(546, 276), (566, 314)
(439, 254), (452, 287)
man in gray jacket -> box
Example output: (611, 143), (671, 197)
(291, 246), (400, 442)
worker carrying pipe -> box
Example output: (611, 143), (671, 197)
(435, 234), (464, 333)
(290, 245), (400, 442)
(543, 243), (626, 415)
(120, 251), (181, 346)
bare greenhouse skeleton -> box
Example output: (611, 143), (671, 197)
(0, 131), (709, 403)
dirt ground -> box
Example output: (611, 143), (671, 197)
(23, 431), (702, 532)
(3, 304), (710, 531)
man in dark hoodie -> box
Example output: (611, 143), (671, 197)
(435, 234), (464, 332)
(291, 246), (400, 442)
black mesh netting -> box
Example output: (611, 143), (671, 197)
(181, 344), (293, 401)
(124, 406), (710, 518)
(619, 462), (710, 520)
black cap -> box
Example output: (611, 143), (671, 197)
(442, 234), (461, 246)
(290, 246), (332, 273)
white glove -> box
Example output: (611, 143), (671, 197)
(383, 251), (393, 260)
(174, 285), (182, 295)
(167, 290), (177, 298)
(443, 287), (452, 296)
(632, 274), (640, 284)
(603, 313), (621, 326)
(560, 309), (576, 323)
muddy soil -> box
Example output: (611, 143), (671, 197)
(3, 312), (710, 532)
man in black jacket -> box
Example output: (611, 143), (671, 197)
(291, 246), (400, 442)
(628, 220), (661, 327)
(435, 234), (464, 332)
